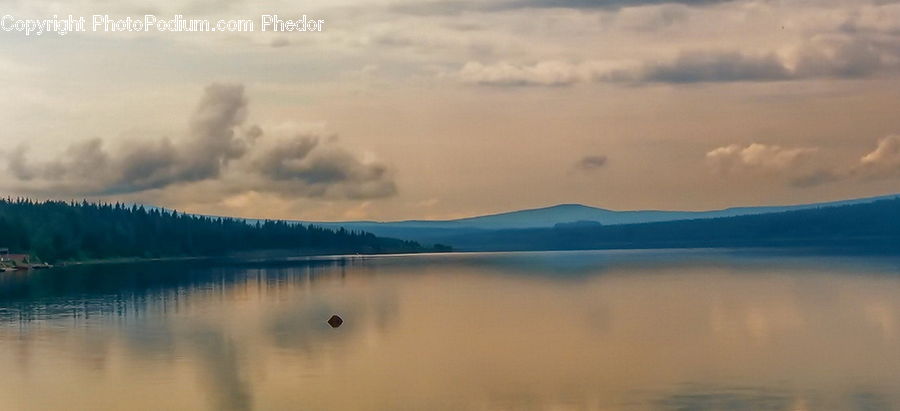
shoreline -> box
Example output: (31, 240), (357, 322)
(51, 248), (451, 268)
(40, 244), (900, 270)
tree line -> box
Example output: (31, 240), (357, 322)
(0, 198), (428, 263)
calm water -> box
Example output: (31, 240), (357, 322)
(2, 249), (900, 410)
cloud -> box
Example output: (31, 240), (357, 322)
(705, 143), (831, 187)
(706, 135), (900, 187)
(6, 83), (251, 195)
(8, 138), (107, 182)
(792, 36), (885, 79)
(623, 35), (896, 83)
(793, 134), (900, 185)
(706, 143), (818, 174)
(627, 52), (791, 83)
(614, 4), (691, 30)
(2, 84), (397, 201)
(270, 37), (291, 48)
(840, 4), (900, 35)
(458, 61), (611, 86)
(461, 35), (899, 86)
(457, 54), (793, 87)
(251, 135), (397, 199)
(575, 155), (608, 171)
(855, 135), (900, 179)
(789, 135), (900, 186)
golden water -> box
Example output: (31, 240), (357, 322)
(1, 250), (899, 410)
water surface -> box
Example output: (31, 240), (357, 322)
(1, 249), (900, 410)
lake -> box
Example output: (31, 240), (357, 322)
(1, 249), (900, 410)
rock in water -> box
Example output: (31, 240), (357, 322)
(327, 315), (343, 328)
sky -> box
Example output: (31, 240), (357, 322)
(2, 0), (900, 221)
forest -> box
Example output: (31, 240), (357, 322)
(0, 199), (428, 263)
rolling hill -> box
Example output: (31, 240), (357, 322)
(436, 197), (900, 252)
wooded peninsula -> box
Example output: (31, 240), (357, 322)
(0, 199), (431, 264)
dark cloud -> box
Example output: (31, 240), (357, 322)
(8, 139), (109, 182)
(186, 83), (249, 170)
(391, 0), (734, 16)
(464, 36), (899, 87)
(109, 138), (180, 194)
(576, 155), (608, 170)
(460, 53), (793, 87)
(254, 136), (320, 181)
(3, 84), (398, 201)
(615, 3), (691, 30)
(7, 83), (251, 195)
(270, 37), (290, 48)
(254, 136), (397, 200)
(617, 38), (893, 84)
(629, 52), (791, 83)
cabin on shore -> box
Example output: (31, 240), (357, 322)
(0, 248), (32, 269)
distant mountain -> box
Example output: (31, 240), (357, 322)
(438, 198), (900, 252)
(299, 194), (900, 245)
